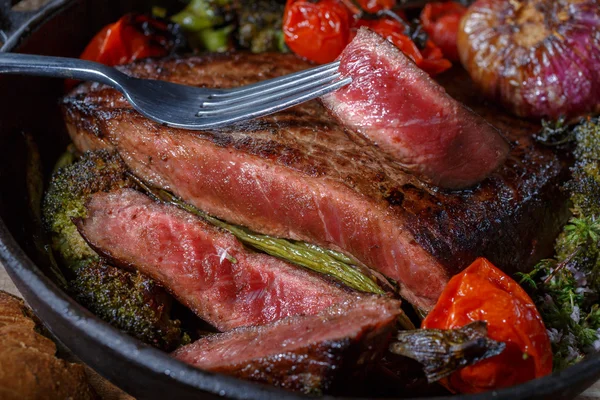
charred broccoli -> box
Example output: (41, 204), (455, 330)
(71, 259), (185, 350)
(520, 117), (600, 370)
(43, 150), (185, 351)
(569, 119), (600, 218)
(43, 150), (133, 265)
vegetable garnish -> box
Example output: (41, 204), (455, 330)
(237, 0), (288, 53)
(390, 321), (505, 383)
(283, 0), (452, 75)
(420, 2), (466, 61)
(171, 0), (236, 52)
(283, 0), (353, 64)
(131, 175), (387, 296)
(351, 0), (396, 13)
(354, 17), (422, 63)
(80, 14), (182, 66)
(520, 117), (600, 370)
(423, 258), (552, 394)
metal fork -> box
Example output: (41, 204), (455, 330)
(0, 53), (351, 130)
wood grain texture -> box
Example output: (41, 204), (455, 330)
(0, 288), (96, 399)
(0, 263), (133, 399)
(0, 262), (597, 398)
(582, 380), (600, 400)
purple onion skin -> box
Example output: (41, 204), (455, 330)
(457, 0), (600, 121)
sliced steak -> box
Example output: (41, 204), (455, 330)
(76, 188), (355, 331)
(63, 52), (568, 310)
(173, 297), (401, 395)
(321, 28), (509, 189)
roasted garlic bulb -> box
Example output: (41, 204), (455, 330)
(457, 0), (600, 120)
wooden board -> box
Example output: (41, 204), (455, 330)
(0, 263), (132, 400)
(0, 264), (18, 296)
(0, 262), (597, 399)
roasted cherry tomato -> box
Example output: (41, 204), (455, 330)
(420, 2), (467, 61)
(355, 0), (396, 13)
(355, 17), (422, 64)
(284, 0), (451, 75)
(419, 39), (453, 75)
(354, 17), (450, 75)
(422, 258), (552, 394)
(80, 14), (180, 66)
(283, 0), (352, 64)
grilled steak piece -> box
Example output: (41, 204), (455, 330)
(173, 297), (401, 395)
(63, 52), (568, 310)
(76, 188), (355, 331)
(321, 28), (510, 189)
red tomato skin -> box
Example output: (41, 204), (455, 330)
(355, 0), (396, 13)
(353, 17), (451, 75)
(422, 258), (552, 394)
(420, 2), (467, 61)
(283, 0), (352, 64)
(355, 18), (423, 64)
(80, 14), (171, 66)
(70, 14), (174, 91)
(419, 39), (452, 75)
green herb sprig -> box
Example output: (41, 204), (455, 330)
(519, 117), (600, 370)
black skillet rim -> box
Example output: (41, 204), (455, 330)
(1, 1), (599, 399)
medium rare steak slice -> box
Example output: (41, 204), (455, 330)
(76, 188), (354, 331)
(63, 52), (568, 310)
(173, 297), (401, 395)
(321, 28), (510, 189)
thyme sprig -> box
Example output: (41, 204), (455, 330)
(534, 117), (573, 147)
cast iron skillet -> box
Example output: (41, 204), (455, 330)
(0, 0), (599, 398)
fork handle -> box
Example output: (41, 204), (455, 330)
(0, 53), (128, 89)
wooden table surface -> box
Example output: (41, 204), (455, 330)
(1, 262), (599, 399)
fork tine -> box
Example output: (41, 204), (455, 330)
(196, 77), (352, 128)
(197, 73), (342, 116)
(208, 61), (340, 99)
(202, 66), (342, 107)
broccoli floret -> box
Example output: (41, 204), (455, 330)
(568, 117), (600, 218)
(43, 150), (185, 351)
(43, 150), (133, 265)
(574, 117), (600, 164)
(71, 259), (186, 350)
(235, 0), (287, 53)
(520, 117), (600, 370)
(558, 117), (600, 291)
(548, 118), (600, 263)
(567, 167), (600, 219)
